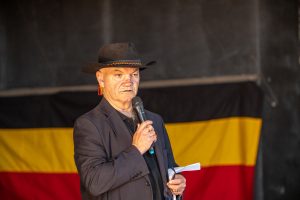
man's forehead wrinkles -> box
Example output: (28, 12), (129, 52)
(105, 68), (139, 74)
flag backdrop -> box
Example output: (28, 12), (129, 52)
(0, 82), (263, 200)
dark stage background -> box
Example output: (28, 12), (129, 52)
(0, 0), (259, 88)
(0, 0), (299, 199)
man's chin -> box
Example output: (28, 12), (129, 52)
(120, 93), (136, 101)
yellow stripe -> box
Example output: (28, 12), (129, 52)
(0, 117), (261, 172)
(166, 117), (262, 167)
(0, 128), (76, 173)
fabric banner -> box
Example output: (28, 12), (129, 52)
(0, 82), (263, 199)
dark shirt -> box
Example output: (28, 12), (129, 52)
(117, 111), (164, 200)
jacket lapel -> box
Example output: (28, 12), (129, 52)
(98, 98), (132, 147)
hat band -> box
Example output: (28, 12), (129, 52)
(100, 60), (142, 66)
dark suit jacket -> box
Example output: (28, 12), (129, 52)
(73, 98), (177, 200)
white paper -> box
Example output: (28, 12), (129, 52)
(168, 163), (201, 200)
(168, 162), (201, 180)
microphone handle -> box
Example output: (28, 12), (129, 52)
(134, 105), (155, 155)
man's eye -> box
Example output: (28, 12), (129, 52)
(133, 73), (139, 78)
(114, 74), (122, 78)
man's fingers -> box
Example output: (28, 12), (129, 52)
(167, 174), (186, 195)
(168, 179), (184, 184)
(136, 120), (153, 131)
(167, 185), (184, 195)
(132, 120), (157, 155)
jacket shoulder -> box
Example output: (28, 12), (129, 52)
(75, 104), (106, 125)
(145, 110), (164, 124)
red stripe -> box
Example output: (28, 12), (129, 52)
(182, 165), (254, 200)
(0, 172), (81, 200)
(1, 166), (253, 200)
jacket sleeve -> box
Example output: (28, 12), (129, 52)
(160, 118), (178, 169)
(156, 116), (184, 200)
(73, 116), (149, 197)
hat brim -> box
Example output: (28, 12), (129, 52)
(82, 60), (156, 74)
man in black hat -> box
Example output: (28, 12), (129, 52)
(73, 42), (186, 200)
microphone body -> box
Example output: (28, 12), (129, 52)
(132, 96), (155, 155)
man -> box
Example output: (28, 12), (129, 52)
(73, 42), (186, 200)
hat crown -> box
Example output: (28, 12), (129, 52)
(98, 42), (140, 63)
(82, 42), (155, 74)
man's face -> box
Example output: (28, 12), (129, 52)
(97, 67), (140, 106)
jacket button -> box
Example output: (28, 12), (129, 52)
(145, 181), (150, 186)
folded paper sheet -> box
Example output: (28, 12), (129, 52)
(168, 163), (201, 200)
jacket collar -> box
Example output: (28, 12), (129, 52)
(97, 97), (114, 117)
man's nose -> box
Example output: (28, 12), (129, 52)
(124, 74), (133, 82)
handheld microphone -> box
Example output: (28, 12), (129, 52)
(132, 96), (155, 155)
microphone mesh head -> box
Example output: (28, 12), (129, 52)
(132, 96), (143, 108)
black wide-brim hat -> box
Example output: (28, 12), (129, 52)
(82, 42), (156, 73)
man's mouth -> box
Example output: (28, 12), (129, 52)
(121, 89), (133, 92)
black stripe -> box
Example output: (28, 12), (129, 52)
(140, 82), (263, 123)
(0, 92), (100, 128)
(0, 82), (262, 128)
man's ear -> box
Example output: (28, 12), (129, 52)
(96, 70), (104, 87)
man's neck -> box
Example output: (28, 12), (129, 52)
(105, 97), (133, 118)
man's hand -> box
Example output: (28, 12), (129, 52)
(167, 174), (186, 196)
(132, 120), (157, 154)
